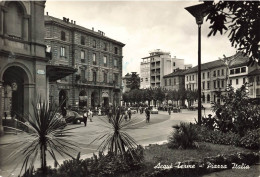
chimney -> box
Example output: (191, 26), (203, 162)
(46, 12), (48, 16)
(92, 27), (94, 31)
(67, 18), (69, 23)
(74, 21), (76, 25)
(63, 17), (66, 21)
(71, 20), (73, 23)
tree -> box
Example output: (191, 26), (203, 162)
(153, 87), (165, 107)
(127, 72), (140, 91)
(6, 99), (79, 175)
(205, 1), (260, 65)
(212, 84), (260, 136)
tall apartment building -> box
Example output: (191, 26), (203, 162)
(140, 49), (189, 88)
(45, 15), (125, 109)
(140, 58), (150, 89)
(184, 52), (259, 107)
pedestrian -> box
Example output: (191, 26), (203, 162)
(168, 107), (171, 115)
(88, 109), (93, 122)
(83, 109), (88, 126)
(124, 109), (128, 121)
(145, 108), (150, 123)
(98, 108), (102, 116)
(108, 107), (113, 123)
(127, 108), (132, 120)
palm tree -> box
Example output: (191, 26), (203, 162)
(90, 110), (141, 160)
(6, 99), (80, 175)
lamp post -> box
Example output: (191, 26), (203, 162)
(185, 3), (211, 125)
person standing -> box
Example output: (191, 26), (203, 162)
(83, 109), (88, 127)
(88, 109), (93, 122)
(145, 108), (150, 123)
(127, 108), (132, 120)
(168, 106), (171, 115)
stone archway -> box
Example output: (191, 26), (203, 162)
(79, 90), (87, 109)
(2, 66), (30, 117)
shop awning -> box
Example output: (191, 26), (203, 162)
(47, 65), (77, 82)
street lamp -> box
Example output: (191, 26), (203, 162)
(185, 3), (211, 125)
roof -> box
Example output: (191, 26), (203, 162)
(184, 52), (249, 74)
(44, 15), (125, 46)
(248, 69), (260, 76)
(163, 69), (186, 78)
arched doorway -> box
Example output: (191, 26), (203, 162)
(79, 90), (87, 109)
(59, 90), (67, 115)
(91, 92), (98, 108)
(2, 66), (29, 117)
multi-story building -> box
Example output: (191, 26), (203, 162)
(184, 52), (259, 107)
(122, 72), (140, 93)
(162, 69), (186, 91)
(45, 15), (125, 109)
(140, 49), (189, 88)
(140, 57), (150, 89)
(248, 69), (260, 98)
(0, 1), (51, 135)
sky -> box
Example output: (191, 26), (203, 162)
(45, 1), (237, 75)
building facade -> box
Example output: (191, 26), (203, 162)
(122, 72), (140, 93)
(140, 49), (189, 88)
(162, 69), (186, 91)
(45, 15), (125, 109)
(184, 52), (259, 107)
(0, 1), (48, 135)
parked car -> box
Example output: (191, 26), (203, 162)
(130, 107), (137, 114)
(64, 110), (83, 124)
(55, 113), (67, 128)
(151, 107), (159, 114)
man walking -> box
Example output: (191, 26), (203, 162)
(145, 108), (150, 123)
(83, 109), (88, 127)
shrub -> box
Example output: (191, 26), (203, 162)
(239, 128), (260, 150)
(168, 122), (198, 149)
(193, 124), (240, 146)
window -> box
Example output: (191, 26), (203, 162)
(93, 53), (96, 65)
(145, 78), (148, 81)
(236, 79), (239, 85)
(103, 56), (107, 66)
(169, 79), (172, 86)
(214, 81), (216, 88)
(81, 69), (85, 80)
(221, 69), (224, 76)
(192, 75), (194, 80)
(241, 67), (246, 73)
(187, 76), (189, 81)
(61, 31), (66, 41)
(81, 36), (85, 45)
(202, 73), (205, 79)
(213, 71), (216, 77)
(189, 75), (191, 81)
(173, 62), (175, 66)
(217, 80), (220, 88)
(81, 51), (85, 60)
(207, 72), (210, 78)
(93, 71), (97, 82)
(217, 70), (220, 76)
(165, 79), (167, 86)
(140, 78), (143, 82)
(173, 78), (176, 85)
(235, 68), (241, 74)
(222, 80), (224, 88)
(230, 69), (234, 75)
(202, 82), (205, 90)
(114, 74), (118, 85)
(114, 59), (118, 68)
(104, 43), (107, 51)
(207, 81), (210, 90)
(93, 39), (96, 48)
(114, 47), (118, 54)
(230, 79), (232, 85)
(243, 77), (246, 84)
(104, 73), (107, 83)
(60, 47), (65, 57)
